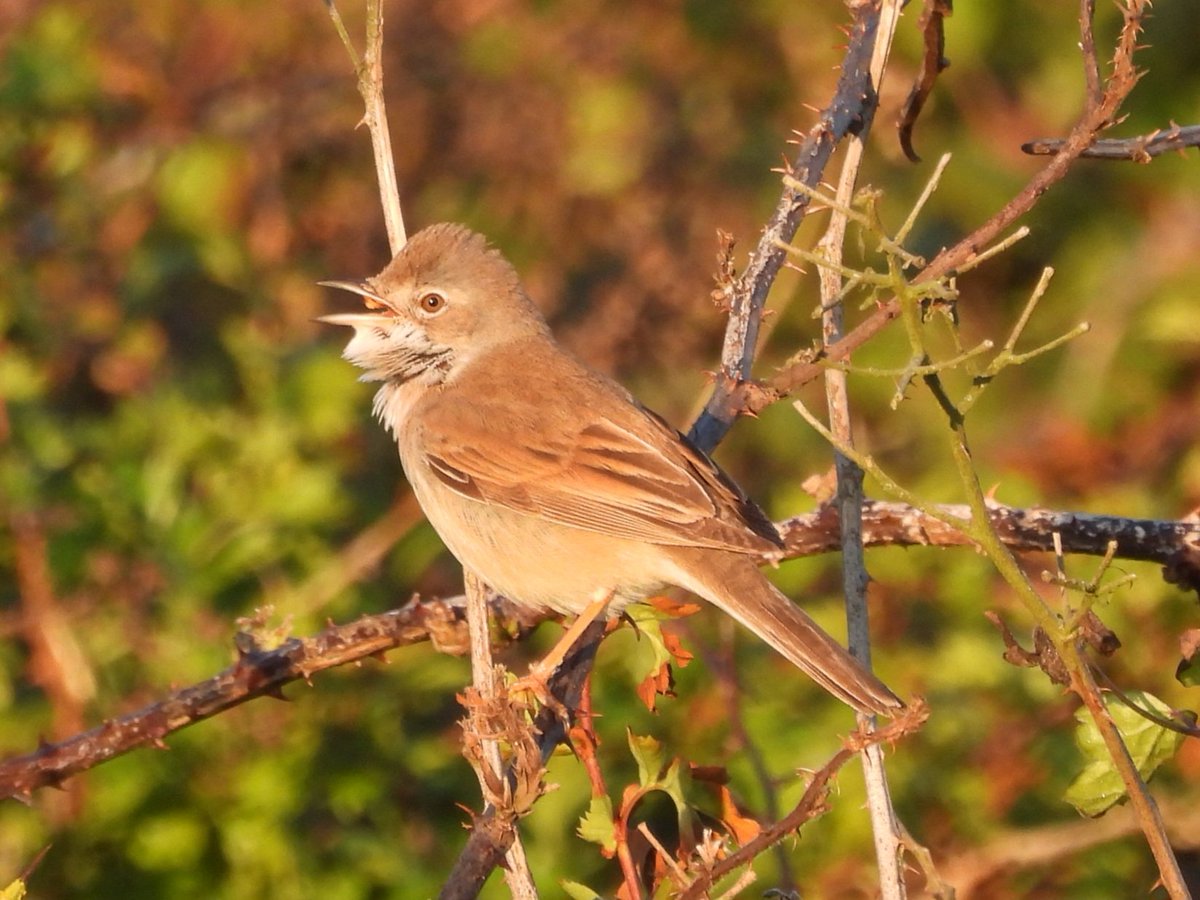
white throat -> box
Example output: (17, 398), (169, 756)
(338, 318), (454, 386)
(371, 380), (429, 442)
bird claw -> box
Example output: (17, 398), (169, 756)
(508, 665), (569, 721)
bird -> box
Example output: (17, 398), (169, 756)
(319, 223), (902, 714)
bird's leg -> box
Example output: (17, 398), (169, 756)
(533, 588), (614, 681)
(510, 588), (614, 715)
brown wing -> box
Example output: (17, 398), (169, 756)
(418, 364), (781, 556)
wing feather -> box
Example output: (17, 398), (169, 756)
(419, 380), (781, 555)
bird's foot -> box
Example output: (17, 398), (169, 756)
(509, 588), (613, 719)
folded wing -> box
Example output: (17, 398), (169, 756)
(420, 389), (782, 556)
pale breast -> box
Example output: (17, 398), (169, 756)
(404, 454), (669, 615)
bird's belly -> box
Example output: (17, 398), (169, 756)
(410, 476), (668, 616)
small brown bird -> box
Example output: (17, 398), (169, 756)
(320, 224), (902, 714)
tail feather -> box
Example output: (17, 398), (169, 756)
(670, 549), (903, 714)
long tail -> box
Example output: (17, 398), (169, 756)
(670, 549), (903, 714)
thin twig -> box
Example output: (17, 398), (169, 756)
(360, 0), (406, 251)
(1023, 124), (1200, 161)
(1079, 0), (1101, 107)
(1090, 667), (1200, 739)
(324, 0), (407, 252)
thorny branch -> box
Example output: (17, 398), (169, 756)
(1023, 123), (1200, 161)
(688, 0), (883, 452)
(677, 702), (929, 900)
(0, 597), (477, 801)
(2, 500), (1195, 801)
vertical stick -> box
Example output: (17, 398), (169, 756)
(360, 0), (407, 253)
(463, 570), (538, 899)
(324, 0), (407, 252)
(816, 2), (907, 897)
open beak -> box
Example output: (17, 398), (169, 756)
(316, 279), (394, 324)
(316, 312), (387, 328)
(318, 278), (384, 301)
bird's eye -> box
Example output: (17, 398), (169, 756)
(418, 292), (447, 315)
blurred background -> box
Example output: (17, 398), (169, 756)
(1, 0), (1199, 896)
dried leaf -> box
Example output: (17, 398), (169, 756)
(624, 606), (687, 711)
(898, 0), (954, 162)
(715, 785), (761, 845)
(1177, 628), (1200, 687)
(660, 630), (693, 669)
(635, 661), (674, 713)
(645, 595), (702, 618)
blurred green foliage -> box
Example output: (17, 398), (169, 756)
(1, 0), (1199, 897)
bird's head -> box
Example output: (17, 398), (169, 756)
(319, 223), (549, 384)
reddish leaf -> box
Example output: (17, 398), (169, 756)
(715, 784), (761, 846)
(660, 630), (694, 669)
(645, 595), (701, 618)
(635, 661), (675, 713)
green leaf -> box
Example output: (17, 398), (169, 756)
(658, 758), (699, 847)
(627, 730), (666, 787)
(1115, 692), (1186, 775)
(1064, 691), (1185, 817)
(561, 880), (604, 900)
(624, 606), (673, 672)
(625, 732), (700, 848)
(1063, 759), (1128, 818)
(657, 758), (689, 813)
(577, 795), (616, 853)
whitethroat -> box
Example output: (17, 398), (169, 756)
(320, 223), (902, 714)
